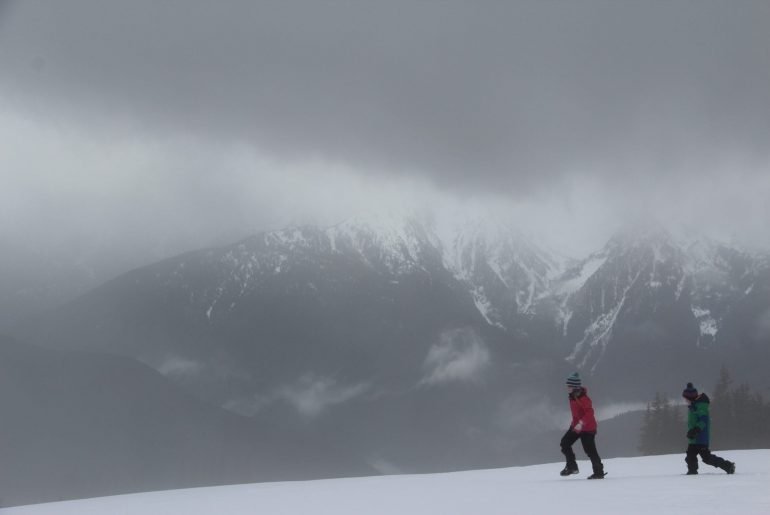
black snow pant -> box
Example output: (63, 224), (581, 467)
(560, 429), (604, 474)
(685, 444), (730, 473)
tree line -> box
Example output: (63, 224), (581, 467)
(638, 367), (770, 455)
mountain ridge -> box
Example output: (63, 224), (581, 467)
(14, 214), (769, 397)
(9, 214), (769, 478)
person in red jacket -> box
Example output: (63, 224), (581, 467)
(559, 372), (606, 479)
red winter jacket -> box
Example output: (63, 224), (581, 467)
(569, 388), (598, 433)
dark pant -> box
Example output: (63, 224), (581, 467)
(560, 429), (603, 474)
(685, 444), (730, 473)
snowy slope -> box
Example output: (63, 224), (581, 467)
(545, 223), (770, 387)
(185, 213), (561, 328)
(4, 450), (767, 515)
(438, 218), (564, 325)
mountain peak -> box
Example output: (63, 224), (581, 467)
(606, 219), (672, 250)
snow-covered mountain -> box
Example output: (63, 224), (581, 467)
(11, 214), (770, 480)
(16, 214), (770, 396)
(438, 218), (567, 328)
(14, 213), (567, 479)
(533, 222), (770, 397)
(148, 213), (562, 332)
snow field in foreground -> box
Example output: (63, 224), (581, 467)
(2, 449), (768, 515)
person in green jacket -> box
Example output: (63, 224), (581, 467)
(682, 382), (735, 475)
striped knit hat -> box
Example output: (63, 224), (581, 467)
(682, 382), (698, 400)
(566, 372), (582, 389)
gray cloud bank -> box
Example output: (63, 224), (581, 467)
(2, 1), (769, 191)
(1, 0), (769, 275)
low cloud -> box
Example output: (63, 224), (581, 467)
(156, 356), (203, 377)
(495, 393), (566, 434)
(495, 396), (647, 436)
(420, 328), (491, 386)
(223, 374), (370, 418)
(223, 395), (276, 418)
(278, 374), (370, 418)
(595, 402), (647, 421)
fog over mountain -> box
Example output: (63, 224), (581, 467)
(0, 334), (372, 506)
(10, 214), (769, 504)
(1, 0), (769, 507)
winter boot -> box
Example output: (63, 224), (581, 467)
(587, 471), (606, 479)
(724, 461), (735, 474)
(560, 465), (579, 476)
(686, 470), (698, 475)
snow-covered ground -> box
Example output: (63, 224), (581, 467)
(3, 450), (768, 514)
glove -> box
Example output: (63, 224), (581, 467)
(686, 427), (701, 439)
(574, 422), (583, 433)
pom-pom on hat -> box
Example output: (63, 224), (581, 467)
(566, 372), (582, 389)
(682, 382), (698, 400)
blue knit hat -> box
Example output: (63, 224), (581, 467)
(566, 372), (582, 389)
(682, 382), (698, 400)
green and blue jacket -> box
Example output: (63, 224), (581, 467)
(687, 393), (711, 446)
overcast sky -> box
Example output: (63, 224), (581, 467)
(1, 0), (769, 276)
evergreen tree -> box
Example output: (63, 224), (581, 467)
(711, 366), (770, 450)
(712, 365), (734, 446)
(639, 368), (770, 454)
(638, 395), (660, 456)
(638, 393), (682, 455)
